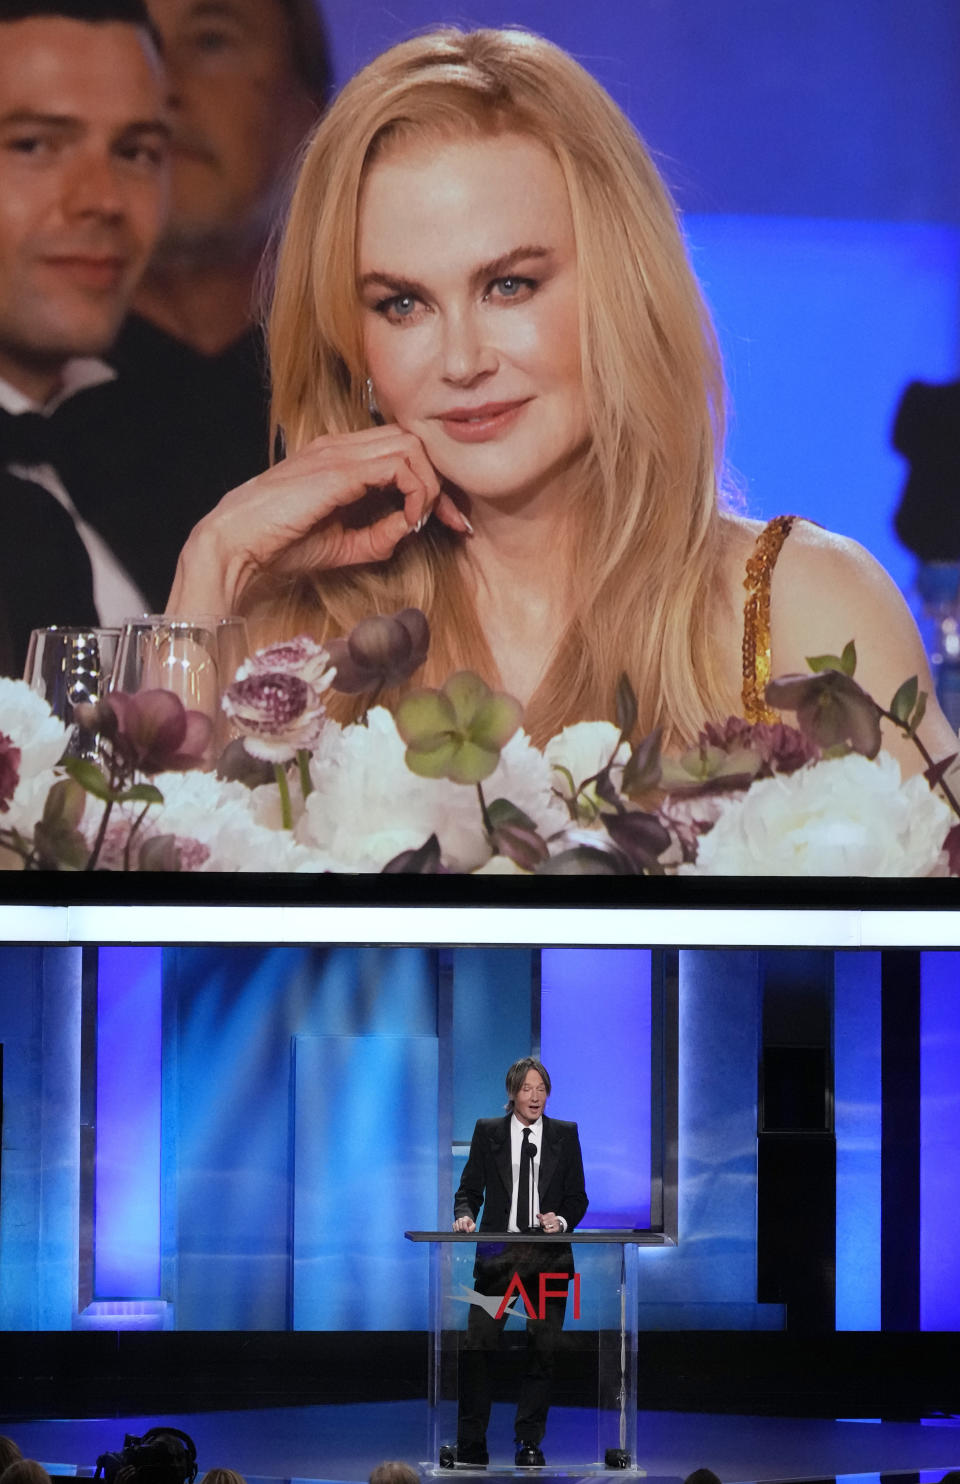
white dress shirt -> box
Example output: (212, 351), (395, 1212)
(0, 362), (149, 626)
(509, 1113), (543, 1232)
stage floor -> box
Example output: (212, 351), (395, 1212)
(3, 1405), (960, 1484)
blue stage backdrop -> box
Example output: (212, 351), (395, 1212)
(4, 951), (960, 1333)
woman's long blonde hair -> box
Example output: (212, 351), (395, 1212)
(252, 26), (735, 746)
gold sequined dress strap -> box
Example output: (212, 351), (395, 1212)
(741, 514), (798, 723)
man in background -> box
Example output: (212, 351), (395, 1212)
(103, 0), (329, 486)
(53, 0), (331, 610)
(134, 0), (327, 360)
(0, 0), (169, 674)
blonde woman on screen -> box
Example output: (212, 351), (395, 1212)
(167, 27), (956, 771)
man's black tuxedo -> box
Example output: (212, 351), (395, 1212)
(53, 319), (269, 615)
(453, 1113), (588, 1452)
(455, 1113), (589, 1234)
(0, 466), (98, 677)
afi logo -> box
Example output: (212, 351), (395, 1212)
(495, 1271), (581, 1321)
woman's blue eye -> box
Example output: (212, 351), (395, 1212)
(376, 293), (419, 319)
(489, 276), (535, 300)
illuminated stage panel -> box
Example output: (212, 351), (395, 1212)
(541, 948), (652, 1227)
(920, 952), (960, 1330)
(95, 946), (163, 1300)
(292, 1033), (438, 1329)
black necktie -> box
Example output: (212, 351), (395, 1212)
(0, 406), (62, 466)
(517, 1128), (534, 1234)
(0, 408), (97, 676)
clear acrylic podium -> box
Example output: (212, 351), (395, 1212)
(406, 1231), (655, 1479)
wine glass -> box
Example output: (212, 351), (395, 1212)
(23, 626), (121, 760)
(111, 615), (250, 761)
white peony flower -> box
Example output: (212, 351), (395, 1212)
(0, 678), (69, 776)
(0, 678), (71, 844)
(545, 720), (628, 816)
(685, 752), (952, 877)
(298, 707), (566, 872)
(82, 768), (324, 871)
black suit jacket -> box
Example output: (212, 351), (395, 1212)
(454, 1114), (588, 1234)
(0, 466), (98, 678)
(52, 316), (271, 612)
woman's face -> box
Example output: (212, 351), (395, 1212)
(357, 130), (589, 508)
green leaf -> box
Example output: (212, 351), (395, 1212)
(117, 783), (165, 806)
(806, 641), (857, 677)
(908, 689), (927, 738)
(62, 757), (115, 802)
(614, 673), (638, 738)
(42, 778), (86, 831)
(487, 798), (539, 834)
(33, 820), (89, 871)
(621, 727), (662, 798)
(807, 652), (845, 675)
(889, 675), (919, 725)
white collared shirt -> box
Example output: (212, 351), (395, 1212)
(509, 1113), (544, 1232)
(0, 362), (149, 627)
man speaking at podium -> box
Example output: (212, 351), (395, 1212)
(450, 1058), (589, 1468)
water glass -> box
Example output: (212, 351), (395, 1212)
(111, 615), (250, 759)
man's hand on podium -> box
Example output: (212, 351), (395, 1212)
(452, 1216), (476, 1232)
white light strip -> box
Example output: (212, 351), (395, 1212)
(859, 912), (960, 947)
(0, 905), (70, 942)
(0, 901), (887, 946)
(0, 902), (958, 947)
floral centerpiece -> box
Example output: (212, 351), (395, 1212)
(1, 617), (957, 875)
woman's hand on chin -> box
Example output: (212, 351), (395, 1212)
(166, 423), (471, 615)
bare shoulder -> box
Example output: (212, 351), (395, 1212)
(764, 517), (958, 767)
(768, 519), (915, 673)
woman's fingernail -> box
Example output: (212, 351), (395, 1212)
(414, 514), (427, 533)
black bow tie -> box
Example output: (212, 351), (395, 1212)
(0, 405), (63, 466)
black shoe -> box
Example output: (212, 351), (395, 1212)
(453, 1441), (488, 1467)
(439, 1447), (456, 1469)
(514, 1443), (545, 1468)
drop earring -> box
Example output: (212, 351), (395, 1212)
(365, 375), (381, 422)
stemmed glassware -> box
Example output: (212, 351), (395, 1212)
(23, 626), (121, 761)
(110, 615), (250, 760)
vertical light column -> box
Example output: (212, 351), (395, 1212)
(920, 951), (960, 1329)
(292, 1033), (438, 1328)
(95, 945), (162, 1297)
(834, 952), (882, 1330)
(540, 948), (651, 1228)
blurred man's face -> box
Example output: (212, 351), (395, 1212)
(0, 17), (169, 399)
(146, 0), (316, 257)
